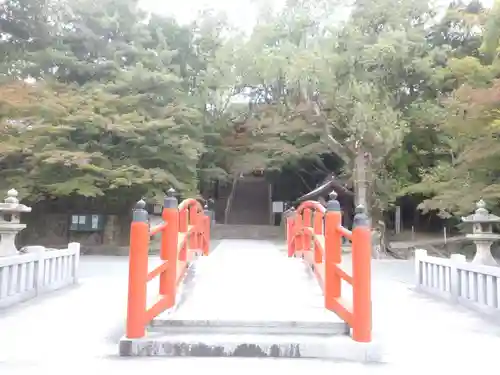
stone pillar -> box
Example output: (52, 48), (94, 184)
(0, 189), (32, 257)
(450, 253), (466, 301)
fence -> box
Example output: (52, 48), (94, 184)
(126, 190), (211, 339)
(286, 191), (372, 343)
(0, 242), (81, 308)
(415, 249), (500, 317)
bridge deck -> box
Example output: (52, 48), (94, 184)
(1, 241), (500, 372)
(162, 240), (343, 324)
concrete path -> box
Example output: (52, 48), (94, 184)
(0, 240), (500, 373)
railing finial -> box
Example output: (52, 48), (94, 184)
(136, 199), (146, 209)
(132, 199), (148, 222)
(164, 188), (178, 208)
(353, 204), (369, 227)
(329, 189), (338, 200)
(326, 189), (340, 212)
(204, 203), (211, 218)
(355, 204), (365, 214)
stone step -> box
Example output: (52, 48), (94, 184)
(149, 318), (350, 336)
(118, 331), (382, 362)
(211, 224), (283, 240)
(147, 222), (284, 249)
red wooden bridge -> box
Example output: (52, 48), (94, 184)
(121, 189), (375, 361)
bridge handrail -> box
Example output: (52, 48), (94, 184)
(286, 191), (372, 343)
(296, 200), (326, 215)
(126, 189), (211, 339)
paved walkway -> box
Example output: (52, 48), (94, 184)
(0, 240), (500, 373)
(165, 240), (342, 323)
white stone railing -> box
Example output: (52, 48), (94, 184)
(0, 242), (80, 308)
(415, 249), (500, 317)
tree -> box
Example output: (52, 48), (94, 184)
(222, 0), (442, 255)
(405, 79), (500, 216)
(0, 0), (57, 80)
(3, 0), (500, 239)
(427, 0), (486, 60)
(0, 0), (209, 203)
(402, 0), (500, 217)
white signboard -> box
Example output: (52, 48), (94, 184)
(272, 201), (284, 213)
(91, 215), (99, 229)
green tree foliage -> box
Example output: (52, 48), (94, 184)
(402, 0), (500, 217)
(224, 0), (441, 224)
(0, 0), (57, 79)
(3, 0), (500, 231)
(0, 0), (214, 203)
(406, 78), (500, 216)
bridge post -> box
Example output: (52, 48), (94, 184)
(303, 208), (312, 251)
(126, 199), (149, 339)
(286, 209), (296, 256)
(179, 197), (188, 234)
(161, 188), (179, 307)
(188, 203), (199, 251)
(203, 204), (211, 255)
(325, 191), (342, 310)
(352, 205), (372, 343)
(296, 211), (304, 252)
(313, 209), (324, 263)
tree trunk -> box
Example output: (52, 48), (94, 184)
(224, 174), (239, 224)
(353, 148), (386, 258)
(353, 148), (368, 210)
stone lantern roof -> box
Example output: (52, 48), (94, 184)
(461, 200), (500, 224)
(0, 189), (31, 219)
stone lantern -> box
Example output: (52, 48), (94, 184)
(461, 200), (500, 266)
(0, 189), (32, 257)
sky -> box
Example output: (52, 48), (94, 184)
(139, 0), (278, 32)
(139, 0), (496, 31)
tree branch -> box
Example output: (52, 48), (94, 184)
(306, 96), (353, 165)
(324, 126), (351, 164)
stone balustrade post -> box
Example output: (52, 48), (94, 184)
(450, 253), (466, 301)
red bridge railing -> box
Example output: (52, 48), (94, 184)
(286, 190), (372, 342)
(126, 188), (211, 339)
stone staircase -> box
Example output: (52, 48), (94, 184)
(148, 174), (278, 243)
(227, 175), (271, 225)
